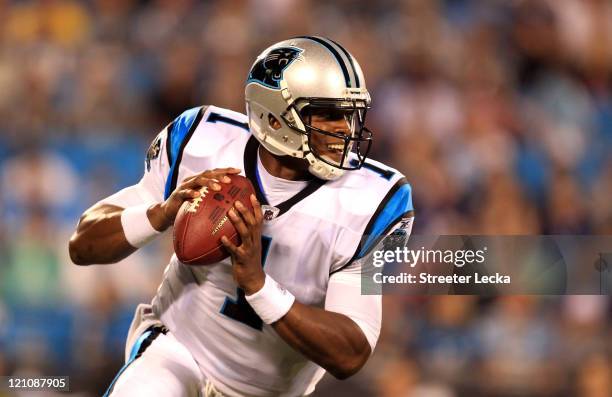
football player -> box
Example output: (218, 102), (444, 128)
(69, 37), (413, 397)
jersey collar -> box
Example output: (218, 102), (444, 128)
(243, 135), (326, 217)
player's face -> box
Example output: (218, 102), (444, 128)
(307, 111), (353, 166)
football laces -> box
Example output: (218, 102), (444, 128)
(186, 186), (209, 213)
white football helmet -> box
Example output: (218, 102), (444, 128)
(245, 36), (373, 180)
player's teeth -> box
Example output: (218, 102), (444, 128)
(327, 144), (344, 151)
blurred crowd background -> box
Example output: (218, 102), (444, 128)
(0, 0), (610, 396)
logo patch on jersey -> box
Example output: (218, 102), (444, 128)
(382, 217), (413, 251)
(247, 47), (303, 89)
(262, 205), (280, 222)
(397, 218), (413, 230)
(146, 134), (162, 172)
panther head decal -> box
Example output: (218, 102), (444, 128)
(247, 47), (303, 89)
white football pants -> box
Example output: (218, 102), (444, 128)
(103, 304), (226, 397)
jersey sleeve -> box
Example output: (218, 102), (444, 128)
(354, 178), (413, 260)
(160, 106), (206, 200)
(97, 126), (170, 208)
(139, 125), (171, 202)
(325, 178), (414, 350)
(332, 178), (414, 274)
(97, 106), (206, 208)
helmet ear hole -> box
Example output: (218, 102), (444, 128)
(268, 114), (282, 130)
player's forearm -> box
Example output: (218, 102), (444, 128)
(69, 204), (137, 265)
(225, 197), (372, 378)
(272, 301), (371, 380)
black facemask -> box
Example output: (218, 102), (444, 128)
(281, 98), (373, 170)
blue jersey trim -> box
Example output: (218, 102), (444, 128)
(164, 107), (203, 199)
(357, 182), (413, 259)
(102, 330), (152, 397)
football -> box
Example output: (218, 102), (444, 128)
(173, 174), (256, 266)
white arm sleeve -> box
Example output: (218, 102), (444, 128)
(98, 128), (170, 209)
(325, 215), (414, 351)
(325, 261), (382, 351)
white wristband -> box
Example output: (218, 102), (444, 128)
(245, 274), (295, 324)
(120, 204), (161, 248)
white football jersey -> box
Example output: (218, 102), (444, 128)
(111, 105), (413, 396)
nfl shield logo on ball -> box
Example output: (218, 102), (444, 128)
(262, 205), (280, 221)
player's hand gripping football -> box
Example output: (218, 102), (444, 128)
(148, 167), (242, 232)
(220, 195), (266, 295)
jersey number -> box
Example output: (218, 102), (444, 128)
(349, 159), (395, 180)
(220, 236), (272, 330)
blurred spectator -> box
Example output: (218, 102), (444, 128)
(561, 296), (610, 365)
(1, 148), (78, 228)
(374, 355), (420, 397)
(413, 297), (479, 387)
(1, 208), (61, 306)
(575, 354), (612, 397)
(478, 296), (564, 396)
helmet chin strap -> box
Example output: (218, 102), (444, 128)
(307, 155), (344, 180)
(302, 136), (344, 180)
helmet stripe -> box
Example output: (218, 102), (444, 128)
(296, 35), (353, 88)
(327, 38), (360, 88)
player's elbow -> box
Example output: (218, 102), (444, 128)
(328, 360), (364, 380)
(68, 233), (90, 266)
(327, 350), (370, 380)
